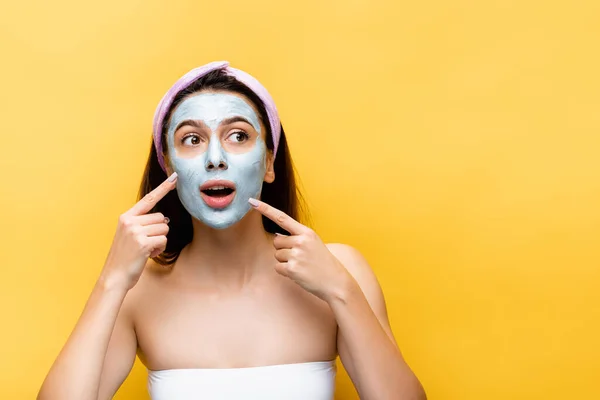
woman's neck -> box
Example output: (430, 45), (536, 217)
(175, 210), (275, 289)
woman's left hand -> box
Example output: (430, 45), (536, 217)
(249, 198), (357, 303)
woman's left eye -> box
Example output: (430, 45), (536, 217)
(228, 131), (250, 143)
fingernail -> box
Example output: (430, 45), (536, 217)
(275, 233), (282, 236)
(164, 217), (170, 224)
(248, 198), (259, 208)
(168, 172), (178, 182)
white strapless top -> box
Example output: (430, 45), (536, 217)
(147, 361), (337, 400)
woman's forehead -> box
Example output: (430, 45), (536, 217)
(169, 91), (262, 133)
(168, 90), (267, 136)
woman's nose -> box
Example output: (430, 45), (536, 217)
(206, 159), (228, 170)
(205, 137), (228, 171)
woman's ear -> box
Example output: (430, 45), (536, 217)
(264, 150), (275, 183)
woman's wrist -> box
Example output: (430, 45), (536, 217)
(324, 269), (361, 306)
(97, 270), (131, 295)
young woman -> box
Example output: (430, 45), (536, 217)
(38, 61), (426, 400)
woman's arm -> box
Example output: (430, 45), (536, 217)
(248, 199), (426, 399)
(327, 244), (426, 400)
(37, 277), (137, 400)
(38, 173), (178, 399)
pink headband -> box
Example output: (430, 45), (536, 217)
(152, 61), (281, 172)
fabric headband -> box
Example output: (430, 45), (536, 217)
(152, 61), (281, 172)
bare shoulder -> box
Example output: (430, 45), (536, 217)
(325, 243), (378, 287)
(326, 243), (394, 337)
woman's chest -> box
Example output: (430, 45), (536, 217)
(133, 280), (337, 370)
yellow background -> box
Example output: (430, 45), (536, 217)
(1, 0), (599, 398)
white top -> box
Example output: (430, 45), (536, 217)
(147, 361), (337, 400)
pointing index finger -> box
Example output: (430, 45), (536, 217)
(127, 172), (178, 216)
(249, 198), (307, 235)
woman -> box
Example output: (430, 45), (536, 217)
(38, 61), (426, 400)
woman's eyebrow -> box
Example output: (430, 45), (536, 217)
(175, 119), (206, 132)
(220, 116), (255, 128)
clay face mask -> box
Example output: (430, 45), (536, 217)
(166, 92), (267, 229)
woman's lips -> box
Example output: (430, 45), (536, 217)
(199, 180), (236, 209)
(200, 190), (235, 209)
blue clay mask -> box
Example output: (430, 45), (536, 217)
(167, 92), (267, 229)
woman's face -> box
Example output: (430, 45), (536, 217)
(166, 91), (274, 229)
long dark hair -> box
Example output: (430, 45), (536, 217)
(138, 69), (309, 266)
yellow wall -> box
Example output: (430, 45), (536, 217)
(1, 0), (599, 398)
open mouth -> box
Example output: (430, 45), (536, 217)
(199, 180), (236, 209)
(201, 186), (235, 197)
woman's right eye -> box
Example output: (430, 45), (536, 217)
(182, 135), (201, 146)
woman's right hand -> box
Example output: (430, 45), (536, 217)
(101, 172), (178, 291)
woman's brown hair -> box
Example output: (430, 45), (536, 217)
(138, 69), (309, 265)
